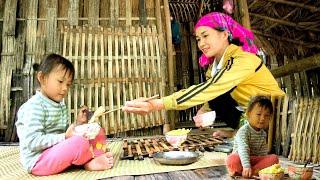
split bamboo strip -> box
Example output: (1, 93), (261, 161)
(120, 28), (127, 132)
(289, 98), (303, 160)
(314, 100), (320, 163)
(88, 27), (93, 109)
(67, 26), (73, 124)
(68, 0), (79, 26)
(73, 28), (80, 121)
(301, 99), (314, 161)
(143, 27), (152, 127)
(268, 97), (276, 153)
(296, 98), (308, 161)
(280, 95), (289, 156)
(138, 27), (147, 128)
(275, 97), (282, 155)
(153, 26), (163, 126)
(46, 0), (58, 53)
(94, 31), (99, 115)
(80, 28), (85, 109)
(126, 0), (132, 26)
(107, 27), (115, 134)
(88, 0), (99, 26)
(306, 99), (318, 162)
(114, 27), (121, 133)
(126, 27), (135, 131)
(100, 27), (106, 128)
(132, 26), (142, 129)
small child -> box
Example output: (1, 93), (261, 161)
(16, 54), (113, 176)
(226, 96), (279, 178)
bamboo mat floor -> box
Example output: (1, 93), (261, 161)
(1, 142), (319, 180)
(0, 141), (227, 180)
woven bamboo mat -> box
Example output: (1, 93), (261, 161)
(0, 141), (227, 180)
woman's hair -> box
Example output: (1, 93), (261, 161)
(215, 27), (243, 46)
(34, 53), (75, 81)
(247, 96), (273, 114)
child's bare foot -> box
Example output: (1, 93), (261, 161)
(84, 152), (114, 171)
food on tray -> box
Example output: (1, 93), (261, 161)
(166, 128), (190, 136)
(259, 164), (284, 174)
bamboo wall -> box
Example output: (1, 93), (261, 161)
(0, 0), (171, 141)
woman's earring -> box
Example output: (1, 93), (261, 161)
(228, 33), (233, 42)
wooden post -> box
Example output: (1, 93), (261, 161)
(163, 0), (175, 131)
(1, 0), (18, 140)
(238, 0), (251, 29)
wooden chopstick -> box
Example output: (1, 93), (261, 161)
(99, 94), (160, 116)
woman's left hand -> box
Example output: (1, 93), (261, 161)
(122, 98), (164, 115)
(76, 105), (89, 125)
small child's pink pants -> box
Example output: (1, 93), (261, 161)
(226, 153), (279, 175)
(31, 128), (106, 176)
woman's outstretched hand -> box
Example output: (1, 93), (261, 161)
(122, 98), (164, 115)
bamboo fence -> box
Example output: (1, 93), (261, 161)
(61, 25), (165, 135)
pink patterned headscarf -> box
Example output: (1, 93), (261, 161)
(195, 12), (258, 67)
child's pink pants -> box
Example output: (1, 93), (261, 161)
(226, 153), (279, 175)
(31, 128), (106, 176)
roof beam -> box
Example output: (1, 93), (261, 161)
(250, 13), (320, 32)
(253, 30), (320, 48)
(264, 0), (320, 12)
(271, 53), (320, 78)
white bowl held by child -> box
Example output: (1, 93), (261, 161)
(193, 111), (216, 127)
(74, 123), (101, 139)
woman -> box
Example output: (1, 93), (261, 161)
(122, 12), (284, 137)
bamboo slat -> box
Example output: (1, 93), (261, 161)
(126, 0), (132, 26)
(114, 27), (121, 133)
(68, 0), (79, 26)
(131, 26), (140, 129)
(280, 95), (289, 155)
(0, 0), (18, 131)
(275, 97), (282, 155)
(313, 100), (320, 163)
(88, 0), (100, 26)
(287, 98), (320, 163)
(107, 27), (114, 134)
(61, 25), (165, 135)
(46, 0), (58, 53)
